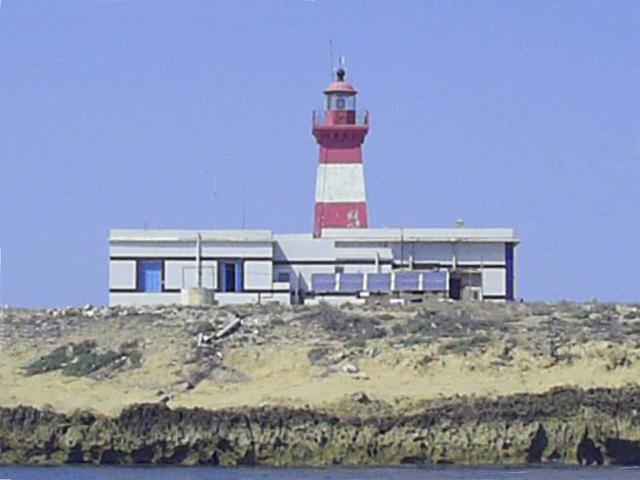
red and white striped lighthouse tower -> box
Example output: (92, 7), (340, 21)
(312, 68), (369, 237)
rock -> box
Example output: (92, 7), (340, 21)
(342, 363), (359, 374)
(500, 336), (516, 359)
(352, 371), (369, 380)
(352, 392), (371, 404)
(363, 346), (378, 358)
(329, 351), (349, 364)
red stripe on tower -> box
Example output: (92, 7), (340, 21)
(312, 68), (370, 237)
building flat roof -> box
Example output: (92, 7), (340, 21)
(110, 227), (519, 244)
(321, 227), (519, 243)
(109, 229), (273, 243)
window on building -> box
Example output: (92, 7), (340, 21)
(335, 266), (344, 274)
(276, 271), (290, 283)
(327, 93), (355, 110)
(137, 260), (162, 292)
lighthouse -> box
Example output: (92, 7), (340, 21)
(110, 65), (519, 307)
(312, 68), (369, 237)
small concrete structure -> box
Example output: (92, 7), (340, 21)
(181, 287), (216, 306)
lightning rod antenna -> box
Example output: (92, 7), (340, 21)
(212, 178), (218, 226)
(329, 39), (334, 80)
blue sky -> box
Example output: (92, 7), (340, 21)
(0, 0), (638, 307)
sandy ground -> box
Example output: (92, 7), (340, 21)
(3, 333), (639, 416)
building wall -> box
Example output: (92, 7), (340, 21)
(244, 260), (273, 290)
(109, 260), (136, 290)
(109, 229), (517, 305)
(111, 241), (272, 259)
(109, 292), (182, 306)
(388, 242), (447, 264)
(387, 241), (506, 266)
(287, 264), (335, 291)
(273, 235), (335, 261)
(482, 269), (506, 297)
(164, 260), (217, 290)
(456, 242), (505, 265)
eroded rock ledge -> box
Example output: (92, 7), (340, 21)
(2, 386), (640, 466)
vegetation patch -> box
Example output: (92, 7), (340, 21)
(438, 335), (492, 355)
(313, 304), (387, 342)
(24, 340), (143, 378)
(190, 321), (216, 335)
(24, 340), (96, 375)
(399, 335), (434, 347)
(307, 346), (335, 365)
(63, 351), (122, 377)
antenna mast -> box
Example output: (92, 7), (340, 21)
(329, 39), (334, 79)
(212, 178), (218, 226)
(241, 185), (246, 229)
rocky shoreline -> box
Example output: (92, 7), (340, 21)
(2, 386), (640, 466)
(3, 301), (640, 466)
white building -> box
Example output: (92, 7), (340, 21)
(109, 69), (520, 306)
(109, 227), (518, 306)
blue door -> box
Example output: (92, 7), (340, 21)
(219, 261), (243, 292)
(449, 277), (462, 300)
(137, 260), (162, 292)
(224, 263), (236, 292)
(234, 261), (243, 292)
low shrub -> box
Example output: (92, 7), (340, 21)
(438, 335), (492, 355)
(63, 351), (120, 377)
(24, 339), (142, 377)
(24, 346), (69, 375)
(24, 340), (97, 375)
(307, 346), (334, 365)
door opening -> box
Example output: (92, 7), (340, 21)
(137, 260), (162, 292)
(449, 277), (462, 300)
(219, 261), (243, 292)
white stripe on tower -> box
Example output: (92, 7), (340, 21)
(315, 164), (366, 203)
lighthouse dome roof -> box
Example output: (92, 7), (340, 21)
(324, 68), (357, 95)
(324, 81), (357, 94)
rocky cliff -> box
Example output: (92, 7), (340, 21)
(2, 386), (640, 466)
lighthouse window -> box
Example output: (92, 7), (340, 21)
(327, 94), (355, 111)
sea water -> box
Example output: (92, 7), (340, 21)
(1, 466), (639, 480)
